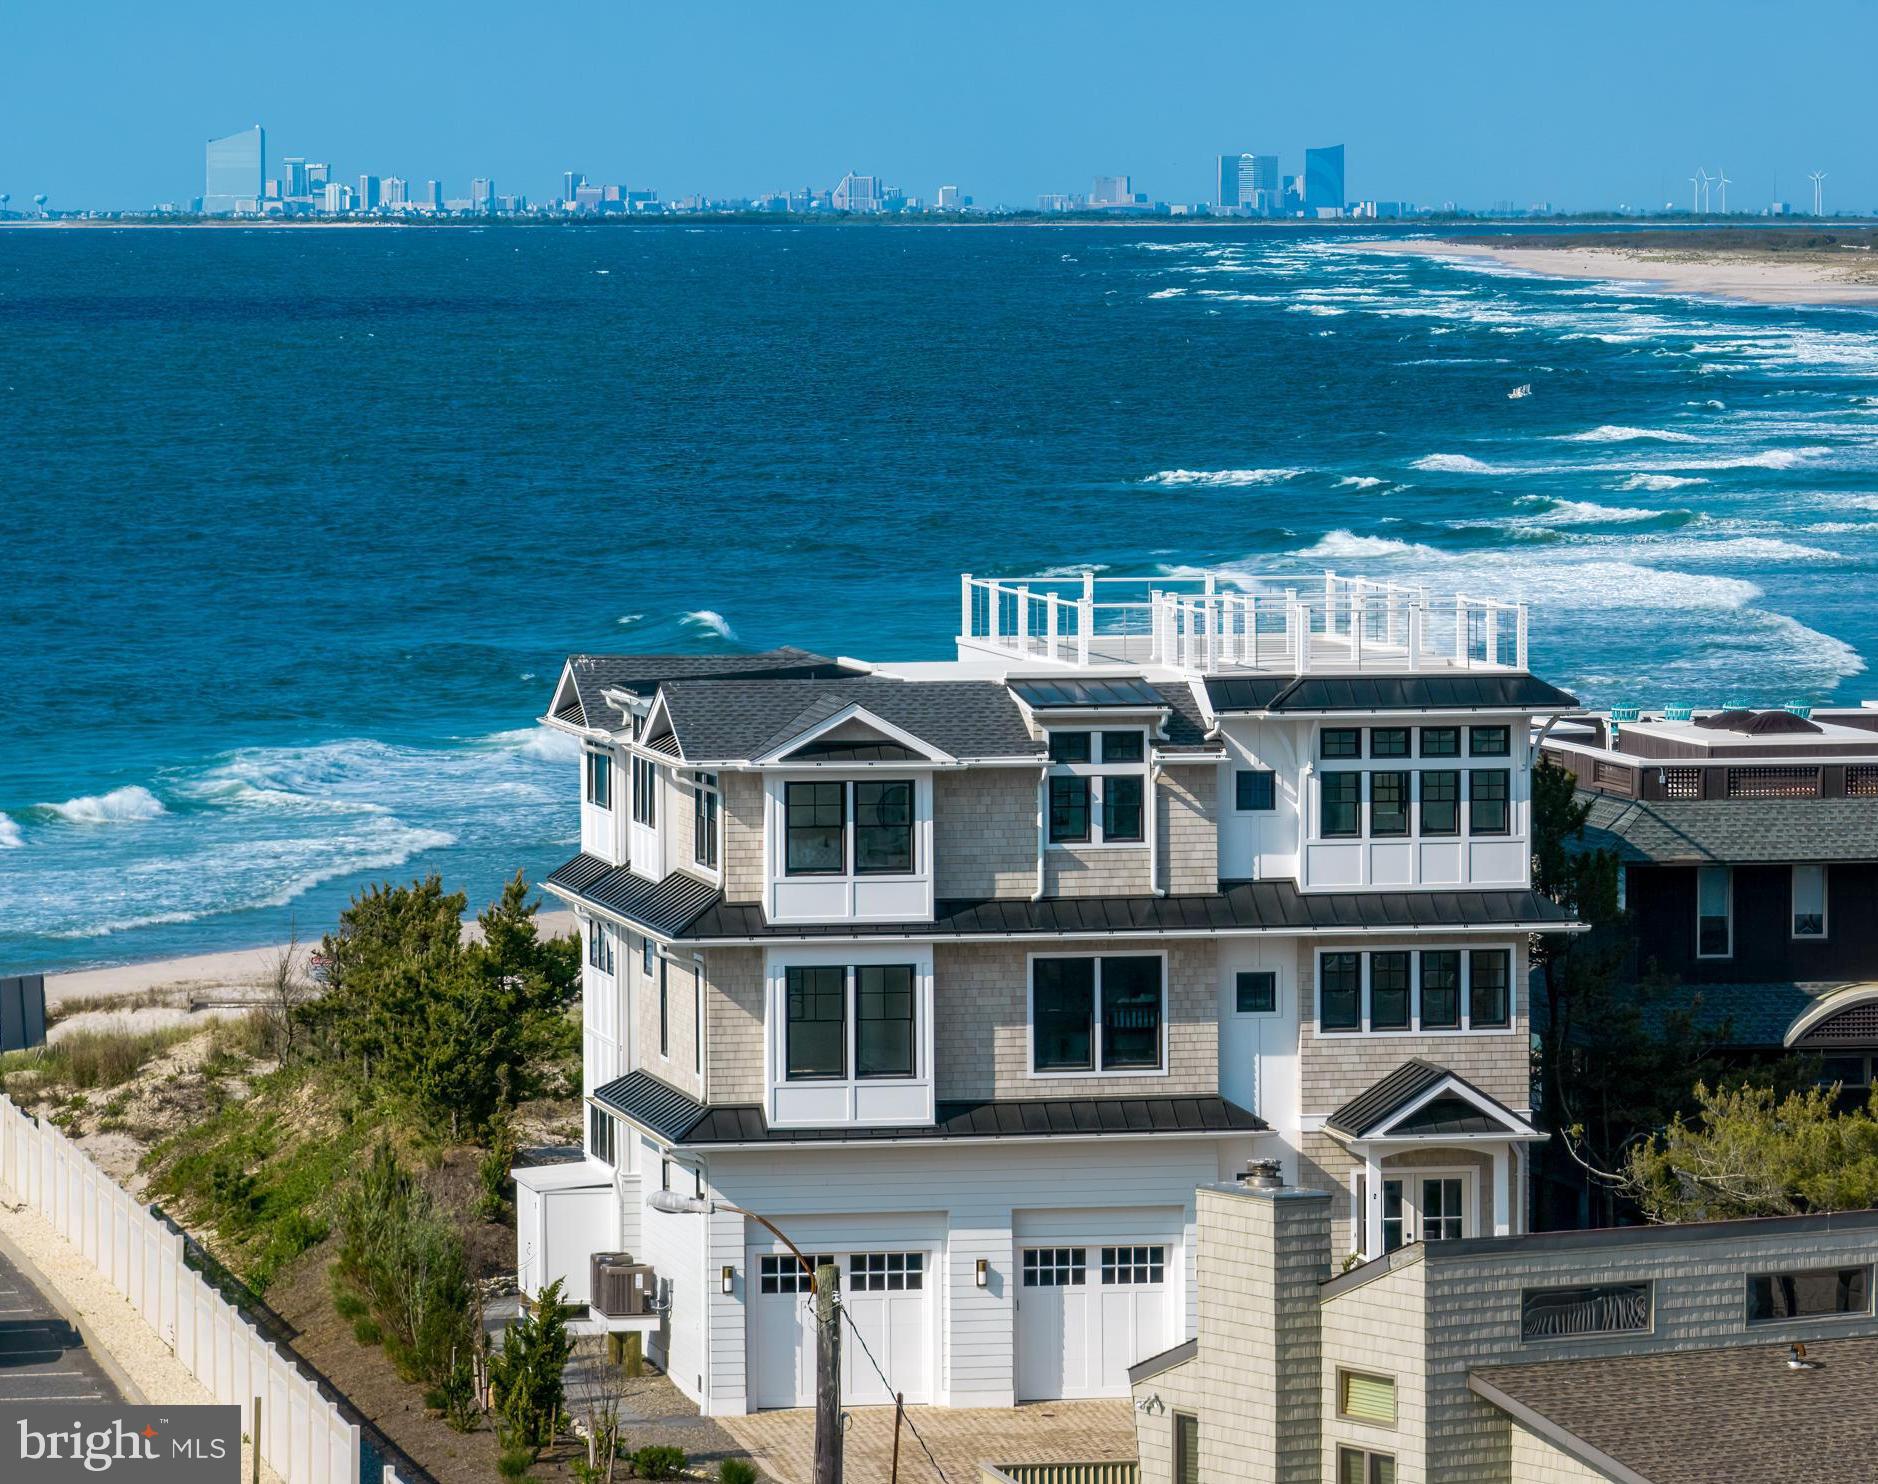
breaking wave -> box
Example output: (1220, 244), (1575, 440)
(1145, 468), (1303, 488)
(1410, 454), (1501, 474)
(1617, 474), (1708, 492)
(1554, 424), (1701, 444)
(683, 610), (738, 641)
(38, 786), (168, 824)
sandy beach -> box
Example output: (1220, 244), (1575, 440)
(39, 909), (578, 1009)
(1369, 238), (1878, 306)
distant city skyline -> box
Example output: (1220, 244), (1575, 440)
(3, 1), (1875, 213)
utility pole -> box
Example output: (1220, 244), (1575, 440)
(815, 1262), (842, 1484)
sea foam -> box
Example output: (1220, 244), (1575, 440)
(0, 815), (21, 849)
(1554, 425), (1700, 444)
(683, 610), (738, 641)
(1145, 468), (1302, 488)
(38, 786), (167, 824)
(1410, 454), (1501, 474)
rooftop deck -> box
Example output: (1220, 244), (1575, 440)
(958, 572), (1528, 676)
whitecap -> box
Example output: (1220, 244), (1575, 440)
(1336, 476), (1386, 490)
(683, 610), (738, 641)
(38, 786), (167, 824)
(1554, 425), (1700, 444)
(1146, 288), (1185, 299)
(487, 726), (585, 763)
(1145, 468), (1303, 488)
(1290, 531), (1442, 560)
(0, 815), (21, 849)
(1512, 496), (1668, 526)
(1286, 303), (1346, 316)
(1411, 454), (1502, 474)
(1616, 474), (1708, 492)
(617, 613), (644, 626)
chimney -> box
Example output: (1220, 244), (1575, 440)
(1239, 1158), (1285, 1190)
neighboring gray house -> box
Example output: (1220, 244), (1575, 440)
(515, 570), (1579, 1415)
(1132, 1170), (1878, 1484)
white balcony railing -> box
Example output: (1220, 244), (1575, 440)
(958, 571), (1528, 676)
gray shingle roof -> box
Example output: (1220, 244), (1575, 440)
(1578, 792), (1878, 864)
(656, 677), (1043, 762)
(590, 1069), (1264, 1145)
(1638, 980), (1842, 1049)
(1205, 673), (1578, 714)
(1471, 1335), (1878, 1484)
(556, 649), (860, 731)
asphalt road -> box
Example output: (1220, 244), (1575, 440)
(0, 1243), (120, 1404)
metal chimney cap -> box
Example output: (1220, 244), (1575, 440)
(1240, 1159), (1285, 1189)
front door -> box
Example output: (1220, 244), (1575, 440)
(1380, 1175), (1471, 1251)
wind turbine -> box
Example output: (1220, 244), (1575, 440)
(1808, 170), (1827, 217)
(1689, 170), (1703, 214)
(1715, 167), (1731, 215)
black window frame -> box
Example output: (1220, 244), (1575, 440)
(1173, 1414), (1199, 1484)
(1235, 768), (1276, 812)
(1322, 727), (1362, 760)
(1469, 769), (1510, 835)
(589, 1103), (616, 1165)
(1048, 730), (1092, 764)
(1521, 1281), (1653, 1342)
(1102, 774), (1145, 843)
(1419, 950), (1461, 1029)
(1420, 771), (1460, 836)
(784, 964), (848, 1080)
(1031, 955), (1165, 1074)
(1369, 952), (1411, 1031)
(1419, 726), (1460, 758)
(1469, 949), (1511, 1028)
(1370, 772), (1410, 837)
(1320, 952), (1362, 1031)
(1321, 773), (1362, 838)
(658, 954), (669, 1057)
(855, 964), (917, 1079)
(693, 772), (720, 870)
(1746, 1266), (1872, 1325)
(1235, 970), (1277, 1014)
(1469, 725), (1511, 757)
(1369, 727), (1410, 759)
(586, 750), (612, 809)
(1099, 730), (1145, 764)
(1048, 775), (1092, 844)
(784, 780), (848, 875)
(853, 779), (916, 875)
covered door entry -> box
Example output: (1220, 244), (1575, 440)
(1013, 1244), (1173, 1400)
(746, 1250), (931, 1409)
(1381, 1174), (1470, 1252)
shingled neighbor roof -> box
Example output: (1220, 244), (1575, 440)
(1578, 792), (1878, 865)
(556, 649), (860, 731)
(1204, 673), (1579, 714)
(1326, 1060), (1531, 1139)
(679, 879), (1578, 942)
(544, 856), (721, 937)
(1471, 1336), (1878, 1484)
(654, 677), (1044, 763)
(591, 1069), (1265, 1145)
(1633, 980), (1842, 1049)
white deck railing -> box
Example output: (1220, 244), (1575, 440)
(958, 571), (1528, 675)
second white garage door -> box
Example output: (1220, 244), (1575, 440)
(747, 1250), (932, 1409)
(1014, 1242), (1174, 1400)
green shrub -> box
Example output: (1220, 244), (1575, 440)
(496, 1447), (535, 1480)
(424, 1352), (481, 1433)
(331, 1285), (368, 1322)
(632, 1445), (687, 1480)
(477, 1125), (517, 1222)
(487, 1280), (573, 1454)
(719, 1459), (758, 1484)
(352, 1317), (382, 1345)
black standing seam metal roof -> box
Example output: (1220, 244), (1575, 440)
(590, 1069), (1266, 1145)
(1325, 1059), (1530, 1139)
(544, 856), (721, 938)
(1204, 673), (1579, 714)
(545, 853), (1579, 941)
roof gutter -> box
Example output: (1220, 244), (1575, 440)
(674, 919), (1587, 947)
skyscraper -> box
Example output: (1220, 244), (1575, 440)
(1091, 174), (1133, 206)
(1216, 154), (1281, 212)
(831, 173), (881, 212)
(358, 175), (381, 211)
(1216, 155), (1245, 209)
(936, 184), (963, 211)
(203, 125), (264, 214)
(424, 180), (443, 210)
(563, 170), (582, 204)
(282, 157), (308, 198)
(471, 178), (494, 213)
(1304, 144), (1346, 215)
(322, 182), (352, 214)
(306, 162), (330, 190)
(384, 177), (409, 207)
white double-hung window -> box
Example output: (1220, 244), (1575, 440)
(1047, 729), (1147, 846)
(1792, 864), (1827, 940)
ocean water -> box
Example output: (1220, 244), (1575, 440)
(4, 224), (1877, 971)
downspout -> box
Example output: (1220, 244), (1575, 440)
(1032, 762), (1049, 901)
(1148, 754), (1166, 897)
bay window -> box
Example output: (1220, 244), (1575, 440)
(784, 963), (918, 1081)
(785, 782), (846, 874)
(855, 965), (915, 1077)
(854, 781), (914, 872)
(1030, 954), (1166, 1074)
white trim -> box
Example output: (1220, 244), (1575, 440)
(1792, 862), (1829, 941)
(755, 702), (958, 767)
(766, 944), (935, 1129)
(1025, 949), (1172, 1080)
(1695, 863), (1733, 960)
(1361, 1074), (1545, 1143)
(1784, 982), (1878, 1047)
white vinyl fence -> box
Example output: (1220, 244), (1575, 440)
(0, 1094), (367, 1484)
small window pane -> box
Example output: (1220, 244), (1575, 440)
(1102, 776), (1144, 842)
(1235, 970), (1276, 1014)
(1101, 1245), (1166, 1284)
(586, 751), (611, 808)
(1469, 725), (1511, 757)
(1049, 776), (1091, 843)
(1469, 769), (1510, 835)
(1034, 958), (1095, 1070)
(1049, 731), (1091, 764)
(1321, 773), (1361, 837)
(1420, 951), (1460, 1029)
(1420, 771), (1460, 835)
(1174, 1415), (1199, 1484)
(1322, 728), (1362, 759)
(854, 780), (914, 874)
(1420, 727), (1460, 758)
(1793, 864), (1826, 938)
(785, 966), (846, 1079)
(1747, 1266), (1871, 1324)
(1469, 950), (1510, 1028)
(785, 781), (846, 874)
(856, 964), (915, 1079)
(1321, 953), (1361, 1030)
(1339, 1371), (1397, 1425)
(1100, 957), (1163, 1070)
(1697, 865), (1731, 957)
(1370, 952), (1411, 1030)
(1021, 1248), (1086, 1287)
(1235, 769), (1276, 812)
(1370, 773), (1410, 837)
(1370, 728), (1409, 758)
(694, 780), (720, 868)
(1522, 1282), (1653, 1340)
(1099, 731), (1144, 763)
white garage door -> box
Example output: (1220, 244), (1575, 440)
(747, 1250), (931, 1409)
(1014, 1244), (1172, 1400)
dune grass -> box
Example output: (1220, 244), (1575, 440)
(0, 1023), (197, 1093)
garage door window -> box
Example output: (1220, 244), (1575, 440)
(1030, 955), (1166, 1075)
(1022, 1248), (1087, 1286)
(758, 1254), (834, 1294)
(1101, 1246), (1165, 1284)
(849, 1252), (924, 1292)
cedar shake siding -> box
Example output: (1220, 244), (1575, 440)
(1160, 762), (1219, 896)
(721, 770), (765, 903)
(933, 768), (1039, 899)
(703, 946), (764, 1104)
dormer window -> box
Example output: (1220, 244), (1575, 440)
(783, 780), (917, 876)
(585, 750), (611, 809)
(1047, 729), (1148, 847)
(632, 755), (658, 826)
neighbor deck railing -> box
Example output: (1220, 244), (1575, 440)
(959, 572), (1527, 674)
(980, 1462), (1140, 1484)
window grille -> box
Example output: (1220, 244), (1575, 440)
(848, 1252), (923, 1292)
(1100, 1246), (1166, 1285)
(1848, 765), (1878, 798)
(1663, 767), (1701, 800)
(1021, 1248), (1086, 1287)
(1726, 766), (1818, 799)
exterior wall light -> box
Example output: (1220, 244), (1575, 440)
(975, 1258), (989, 1288)
(722, 1265), (735, 1295)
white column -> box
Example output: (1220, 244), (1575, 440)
(1491, 1143), (1512, 1236)
(1363, 1146), (1385, 1259)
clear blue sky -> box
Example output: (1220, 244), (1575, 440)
(4, 0), (1873, 212)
